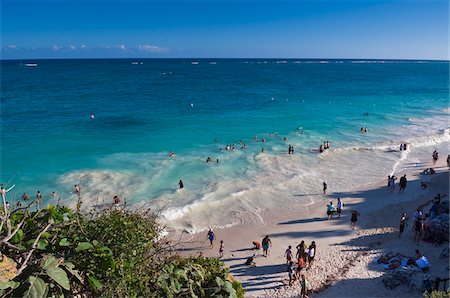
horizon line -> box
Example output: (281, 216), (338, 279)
(2, 57), (449, 62)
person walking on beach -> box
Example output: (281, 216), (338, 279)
(323, 182), (327, 195)
(262, 235), (272, 257)
(307, 241), (316, 269)
(326, 201), (334, 220)
(219, 240), (224, 257)
(399, 175), (407, 194)
(350, 210), (360, 230)
(179, 179), (184, 189)
(285, 246), (293, 263)
(399, 213), (407, 238)
(300, 274), (309, 298)
(296, 241), (307, 262)
(336, 198), (343, 218)
(447, 154), (450, 168)
(207, 229), (216, 248)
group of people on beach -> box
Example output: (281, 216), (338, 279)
(326, 198), (343, 219)
(387, 174), (407, 193)
(400, 193), (447, 245)
(285, 240), (316, 296)
(399, 143), (408, 151)
(325, 198), (360, 229)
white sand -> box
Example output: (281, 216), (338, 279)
(171, 154), (449, 297)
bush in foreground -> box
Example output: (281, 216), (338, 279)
(0, 198), (243, 297)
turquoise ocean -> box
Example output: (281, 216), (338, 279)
(1, 59), (449, 232)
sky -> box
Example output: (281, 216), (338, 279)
(1, 0), (448, 59)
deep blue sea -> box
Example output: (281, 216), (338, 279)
(1, 59), (449, 231)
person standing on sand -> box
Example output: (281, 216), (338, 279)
(207, 229), (215, 248)
(350, 210), (360, 230)
(336, 198), (343, 218)
(388, 176), (397, 192)
(398, 213), (407, 238)
(413, 215), (423, 245)
(262, 235), (272, 257)
(296, 241), (307, 262)
(307, 241), (316, 269)
(285, 246), (293, 263)
(326, 201), (335, 220)
(432, 150), (438, 164)
(300, 274), (309, 298)
(399, 175), (407, 193)
(447, 154), (450, 168)
(219, 240), (224, 257)
(323, 182), (327, 195)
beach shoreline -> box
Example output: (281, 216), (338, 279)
(170, 147), (449, 297)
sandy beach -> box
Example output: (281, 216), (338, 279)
(171, 149), (449, 297)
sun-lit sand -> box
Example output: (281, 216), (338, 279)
(172, 152), (449, 297)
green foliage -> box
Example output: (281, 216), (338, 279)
(1, 204), (243, 297)
(155, 256), (244, 298)
(424, 290), (450, 298)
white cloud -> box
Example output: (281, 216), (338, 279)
(7, 45), (17, 49)
(52, 45), (63, 51)
(138, 44), (169, 53)
(68, 45), (76, 51)
(116, 44), (127, 51)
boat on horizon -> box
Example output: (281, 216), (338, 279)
(24, 63), (38, 67)
(191, 61), (199, 65)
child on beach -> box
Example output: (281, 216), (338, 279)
(287, 261), (295, 286)
(300, 274), (309, 298)
(285, 246), (293, 263)
(252, 241), (261, 250)
(219, 240), (224, 257)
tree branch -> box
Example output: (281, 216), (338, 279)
(16, 220), (53, 276)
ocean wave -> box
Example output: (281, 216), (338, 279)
(56, 109), (450, 233)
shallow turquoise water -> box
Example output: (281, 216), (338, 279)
(1, 59), (449, 230)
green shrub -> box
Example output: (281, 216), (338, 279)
(1, 203), (244, 297)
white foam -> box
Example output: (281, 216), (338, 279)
(57, 109), (450, 233)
